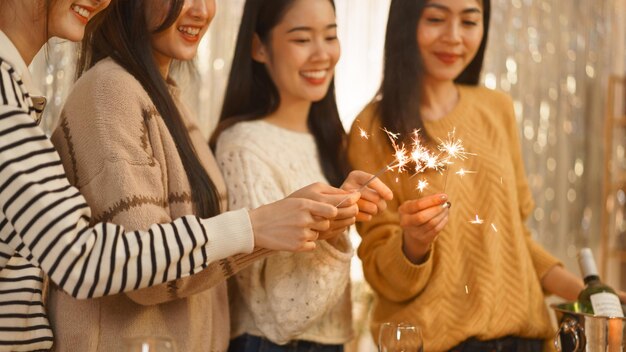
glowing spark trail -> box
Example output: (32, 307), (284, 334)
(456, 168), (477, 177)
(491, 223), (498, 232)
(469, 214), (484, 225)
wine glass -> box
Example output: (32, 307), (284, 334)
(378, 322), (424, 352)
(123, 336), (177, 352)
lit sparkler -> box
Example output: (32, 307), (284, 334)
(336, 127), (411, 207)
(437, 128), (475, 162)
(340, 126), (475, 207)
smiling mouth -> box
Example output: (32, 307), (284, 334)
(301, 70), (327, 79)
(71, 4), (92, 22)
(300, 70), (330, 85)
(178, 26), (201, 41)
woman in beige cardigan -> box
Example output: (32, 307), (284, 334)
(49, 0), (391, 351)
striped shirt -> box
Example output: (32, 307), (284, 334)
(0, 31), (254, 351)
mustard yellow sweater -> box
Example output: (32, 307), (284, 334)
(348, 85), (561, 352)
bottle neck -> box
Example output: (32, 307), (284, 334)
(584, 274), (601, 285)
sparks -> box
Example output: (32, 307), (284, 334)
(464, 285), (469, 294)
(382, 127), (400, 141)
(456, 168), (477, 177)
(381, 127), (410, 173)
(409, 129), (446, 173)
(437, 128), (475, 162)
(491, 223), (498, 232)
(358, 127), (369, 140)
(416, 179), (429, 193)
(469, 214), (484, 225)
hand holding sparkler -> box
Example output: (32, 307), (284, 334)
(398, 194), (450, 264)
(288, 183), (359, 242)
(338, 170), (394, 222)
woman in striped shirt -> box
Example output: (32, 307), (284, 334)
(0, 0), (387, 350)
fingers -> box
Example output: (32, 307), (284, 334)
(335, 203), (359, 220)
(361, 176), (393, 201)
(399, 194), (448, 215)
(355, 187), (388, 221)
(399, 201), (448, 229)
(304, 199), (338, 219)
(290, 182), (351, 201)
(328, 217), (356, 231)
(356, 197), (378, 216)
(310, 217), (331, 232)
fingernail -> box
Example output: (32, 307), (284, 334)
(440, 194), (448, 201)
(442, 201), (452, 209)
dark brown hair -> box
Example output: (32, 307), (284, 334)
(377, 0), (491, 143)
(78, 0), (221, 218)
(210, 0), (349, 187)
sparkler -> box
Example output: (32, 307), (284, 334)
(336, 128), (410, 207)
(341, 126), (474, 211)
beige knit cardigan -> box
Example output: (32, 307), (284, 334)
(49, 58), (267, 352)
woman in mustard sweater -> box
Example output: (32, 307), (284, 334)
(348, 0), (586, 351)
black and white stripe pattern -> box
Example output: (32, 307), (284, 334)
(0, 57), (249, 350)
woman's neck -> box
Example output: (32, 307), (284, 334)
(263, 99), (311, 133)
(0, 3), (47, 65)
(152, 50), (172, 79)
(420, 79), (459, 122)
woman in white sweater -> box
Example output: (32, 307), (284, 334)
(211, 0), (392, 351)
(0, 0), (350, 350)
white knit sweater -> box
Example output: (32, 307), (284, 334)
(215, 120), (354, 345)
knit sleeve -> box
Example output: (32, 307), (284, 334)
(216, 129), (353, 344)
(51, 71), (256, 305)
(348, 106), (434, 303)
(0, 104), (253, 299)
(501, 93), (561, 278)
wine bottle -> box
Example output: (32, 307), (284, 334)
(577, 248), (624, 317)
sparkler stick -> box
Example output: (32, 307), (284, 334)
(335, 160), (398, 207)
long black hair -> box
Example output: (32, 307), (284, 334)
(210, 0), (349, 187)
(377, 0), (491, 144)
(78, 0), (221, 218)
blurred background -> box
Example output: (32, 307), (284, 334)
(30, 0), (626, 350)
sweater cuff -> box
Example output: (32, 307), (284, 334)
(200, 208), (254, 260)
(381, 233), (433, 290)
(527, 239), (562, 279)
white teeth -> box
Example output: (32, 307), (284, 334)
(72, 4), (91, 18)
(178, 26), (201, 36)
(301, 70), (327, 79)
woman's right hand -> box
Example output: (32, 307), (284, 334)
(248, 197), (338, 252)
(399, 194), (449, 264)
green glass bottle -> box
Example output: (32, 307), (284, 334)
(577, 248), (624, 317)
